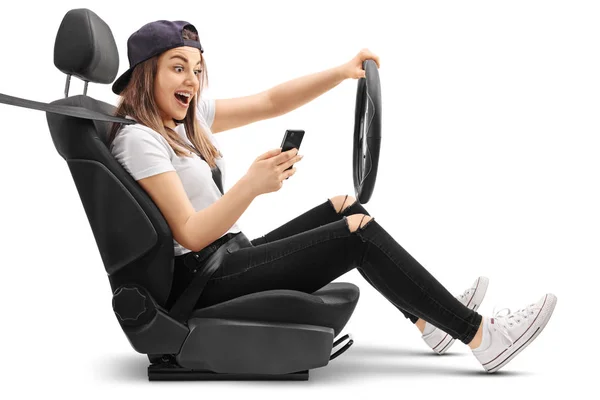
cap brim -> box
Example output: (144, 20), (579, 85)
(112, 67), (134, 95)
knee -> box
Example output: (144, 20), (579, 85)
(329, 195), (357, 214)
(345, 214), (374, 233)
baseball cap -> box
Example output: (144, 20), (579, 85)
(112, 20), (204, 95)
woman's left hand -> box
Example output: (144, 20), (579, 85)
(341, 48), (381, 79)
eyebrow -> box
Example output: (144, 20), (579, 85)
(169, 54), (202, 65)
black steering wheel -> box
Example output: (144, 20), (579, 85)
(353, 59), (382, 204)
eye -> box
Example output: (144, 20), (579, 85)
(194, 69), (202, 76)
(174, 66), (184, 73)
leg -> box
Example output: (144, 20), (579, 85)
(353, 216), (481, 343)
(251, 195), (422, 325)
(196, 215), (482, 345)
(249, 194), (360, 246)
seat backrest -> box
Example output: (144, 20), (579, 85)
(46, 8), (175, 306)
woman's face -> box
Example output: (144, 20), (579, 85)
(155, 46), (202, 128)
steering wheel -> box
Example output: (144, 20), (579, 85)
(353, 59), (382, 204)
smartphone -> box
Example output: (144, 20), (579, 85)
(280, 129), (304, 177)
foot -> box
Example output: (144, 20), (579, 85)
(471, 293), (557, 373)
(422, 276), (489, 354)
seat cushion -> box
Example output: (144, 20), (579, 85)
(190, 282), (359, 338)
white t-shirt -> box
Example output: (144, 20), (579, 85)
(110, 97), (242, 256)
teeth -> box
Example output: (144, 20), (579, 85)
(176, 92), (191, 97)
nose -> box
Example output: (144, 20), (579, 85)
(184, 69), (199, 88)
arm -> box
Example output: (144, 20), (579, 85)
(211, 66), (344, 134)
(137, 171), (256, 252)
(184, 176), (256, 251)
(265, 65), (346, 118)
(114, 127), (256, 252)
(210, 49), (380, 133)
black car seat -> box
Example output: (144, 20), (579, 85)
(0, 8), (360, 381)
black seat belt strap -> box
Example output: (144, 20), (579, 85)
(169, 237), (242, 323)
(0, 92), (135, 124)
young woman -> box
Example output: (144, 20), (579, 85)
(108, 20), (557, 374)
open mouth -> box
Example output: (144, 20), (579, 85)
(174, 92), (191, 107)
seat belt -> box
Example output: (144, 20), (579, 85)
(168, 235), (243, 323)
(0, 92), (136, 124)
(0, 92), (224, 193)
(210, 165), (224, 195)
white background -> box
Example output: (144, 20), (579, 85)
(0, 0), (597, 397)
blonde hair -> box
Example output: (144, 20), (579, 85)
(107, 28), (220, 168)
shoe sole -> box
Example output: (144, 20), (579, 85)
(434, 277), (490, 354)
(482, 293), (557, 373)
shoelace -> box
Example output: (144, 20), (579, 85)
(490, 303), (539, 347)
(458, 287), (473, 302)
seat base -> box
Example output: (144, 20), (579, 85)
(177, 318), (334, 374)
(148, 359), (309, 381)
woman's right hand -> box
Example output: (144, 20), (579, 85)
(243, 148), (303, 196)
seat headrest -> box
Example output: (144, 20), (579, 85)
(53, 8), (119, 84)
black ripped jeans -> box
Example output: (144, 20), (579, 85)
(170, 197), (482, 344)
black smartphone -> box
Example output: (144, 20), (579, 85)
(280, 129), (304, 176)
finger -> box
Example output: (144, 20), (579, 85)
(258, 147), (282, 161)
(274, 147), (298, 164)
(288, 148), (299, 161)
(361, 49), (375, 61)
(282, 167), (296, 181)
(360, 48), (380, 68)
(279, 154), (303, 171)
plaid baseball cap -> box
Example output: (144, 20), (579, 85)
(112, 20), (204, 95)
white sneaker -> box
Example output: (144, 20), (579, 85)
(421, 276), (489, 354)
(472, 293), (557, 373)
